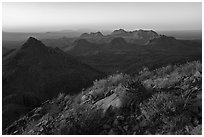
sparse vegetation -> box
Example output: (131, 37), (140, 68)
(3, 61), (201, 135)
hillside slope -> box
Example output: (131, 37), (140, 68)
(3, 61), (202, 135)
(2, 37), (104, 130)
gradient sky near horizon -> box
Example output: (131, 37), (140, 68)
(2, 2), (202, 32)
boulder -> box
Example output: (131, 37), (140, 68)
(93, 93), (122, 113)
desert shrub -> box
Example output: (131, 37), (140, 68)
(57, 93), (65, 101)
(93, 73), (131, 90)
(190, 125), (202, 135)
(108, 73), (131, 85)
(155, 65), (173, 77)
(77, 109), (105, 134)
(73, 93), (84, 104)
(141, 61), (202, 90)
(58, 104), (105, 135)
(177, 61), (201, 77)
(139, 67), (152, 80)
(140, 92), (186, 134)
(64, 95), (72, 102)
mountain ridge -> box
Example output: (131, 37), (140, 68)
(2, 37), (105, 130)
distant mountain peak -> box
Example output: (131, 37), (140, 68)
(111, 29), (127, 35)
(111, 29), (159, 41)
(80, 31), (104, 38)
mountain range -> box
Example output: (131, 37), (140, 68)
(2, 29), (202, 132)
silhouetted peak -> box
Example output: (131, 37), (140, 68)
(26, 37), (40, 44)
(22, 37), (46, 49)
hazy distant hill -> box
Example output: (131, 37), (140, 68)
(3, 29), (202, 50)
(2, 37), (104, 129)
(2, 30), (83, 41)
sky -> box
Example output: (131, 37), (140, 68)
(2, 2), (202, 32)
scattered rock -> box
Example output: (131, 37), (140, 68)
(139, 120), (148, 128)
(194, 71), (201, 78)
(132, 125), (139, 131)
(13, 130), (19, 134)
(123, 125), (129, 131)
(36, 122), (42, 127)
(31, 114), (42, 121)
(116, 115), (125, 121)
(35, 107), (43, 114)
(113, 119), (119, 126)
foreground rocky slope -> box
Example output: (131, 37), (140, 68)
(4, 61), (202, 135)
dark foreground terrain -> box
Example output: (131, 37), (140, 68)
(3, 61), (202, 135)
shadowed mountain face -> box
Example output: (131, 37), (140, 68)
(2, 37), (104, 129)
(65, 33), (201, 75)
(146, 35), (184, 47)
(67, 39), (101, 55)
(109, 37), (129, 49)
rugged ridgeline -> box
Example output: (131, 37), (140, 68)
(80, 31), (104, 38)
(79, 29), (159, 44)
(66, 32), (202, 75)
(2, 37), (104, 130)
(4, 61), (202, 135)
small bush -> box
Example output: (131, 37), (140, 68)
(57, 93), (65, 101)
